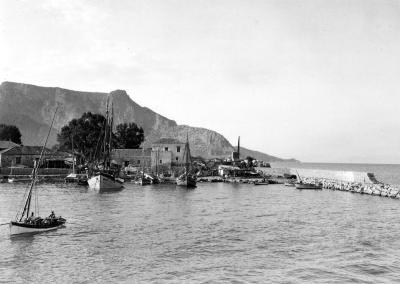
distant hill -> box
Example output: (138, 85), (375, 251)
(0, 81), (296, 161)
(240, 147), (298, 162)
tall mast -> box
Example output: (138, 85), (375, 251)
(18, 106), (58, 221)
(185, 133), (190, 174)
(71, 130), (75, 174)
(103, 96), (109, 166)
(155, 148), (158, 176)
(142, 146), (145, 178)
(108, 100), (114, 166)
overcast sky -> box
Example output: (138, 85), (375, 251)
(1, 0), (400, 163)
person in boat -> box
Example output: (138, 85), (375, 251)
(49, 210), (55, 219)
(26, 212), (34, 223)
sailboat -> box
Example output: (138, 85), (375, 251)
(87, 95), (123, 192)
(65, 135), (88, 185)
(294, 170), (322, 190)
(136, 146), (151, 186)
(176, 135), (197, 188)
(9, 107), (66, 235)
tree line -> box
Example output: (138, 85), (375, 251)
(1, 112), (144, 162)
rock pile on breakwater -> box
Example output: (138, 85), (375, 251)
(300, 177), (400, 199)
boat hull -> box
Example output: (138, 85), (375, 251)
(295, 183), (322, 190)
(176, 177), (197, 188)
(88, 174), (123, 192)
(254, 182), (269, 186)
(10, 221), (65, 235)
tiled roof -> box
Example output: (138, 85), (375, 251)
(0, 140), (19, 149)
(0, 146), (53, 155)
(152, 138), (184, 145)
(112, 148), (151, 155)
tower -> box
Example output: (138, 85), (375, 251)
(237, 136), (240, 159)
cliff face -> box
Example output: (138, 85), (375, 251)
(0, 82), (177, 149)
(0, 81), (293, 161)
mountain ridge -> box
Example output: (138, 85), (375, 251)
(0, 81), (296, 162)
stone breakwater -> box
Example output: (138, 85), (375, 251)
(257, 167), (379, 184)
(256, 167), (400, 199)
(300, 177), (400, 199)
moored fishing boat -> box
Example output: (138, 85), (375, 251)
(9, 106), (66, 235)
(295, 182), (322, 190)
(88, 95), (123, 192)
(88, 172), (123, 191)
(136, 147), (151, 186)
(176, 135), (197, 188)
(294, 170), (322, 190)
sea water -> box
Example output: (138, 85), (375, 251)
(1, 174), (400, 283)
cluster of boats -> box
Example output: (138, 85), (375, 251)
(4, 98), (198, 236)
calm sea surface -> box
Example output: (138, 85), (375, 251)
(2, 177), (400, 283)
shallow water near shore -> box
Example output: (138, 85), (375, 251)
(1, 182), (400, 283)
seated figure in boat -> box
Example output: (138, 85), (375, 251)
(25, 212), (35, 223)
(49, 211), (56, 219)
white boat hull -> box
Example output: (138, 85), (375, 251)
(88, 175), (123, 192)
(9, 223), (64, 235)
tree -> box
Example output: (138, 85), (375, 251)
(0, 124), (22, 144)
(115, 122), (144, 149)
(57, 112), (114, 162)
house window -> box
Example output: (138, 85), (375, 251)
(177, 146), (180, 153)
(137, 160), (140, 164)
(16, 157), (21, 164)
(176, 157), (179, 161)
(164, 147), (168, 151)
(160, 160), (162, 164)
(124, 161), (129, 167)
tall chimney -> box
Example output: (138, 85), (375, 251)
(237, 136), (240, 158)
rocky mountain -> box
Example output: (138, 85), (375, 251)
(0, 81), (295, 161)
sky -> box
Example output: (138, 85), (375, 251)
(1, 0), (400, 163)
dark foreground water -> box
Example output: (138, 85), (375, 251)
(1, 182), (400, 283)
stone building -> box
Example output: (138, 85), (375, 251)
(111, 148), (151, 170)
(151, 138), (185, 169)
(0, 146), (70, 168)
(111, 138), (186, 173)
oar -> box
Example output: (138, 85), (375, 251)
(0, 222), (10, 226)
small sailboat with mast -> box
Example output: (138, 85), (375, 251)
(9, 106), (66, 235)
(176, 134), (197, 188)
(137, 146), (151, 186)
(87, 94), (123, 192)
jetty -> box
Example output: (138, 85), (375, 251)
(257, 167), (400, 199)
